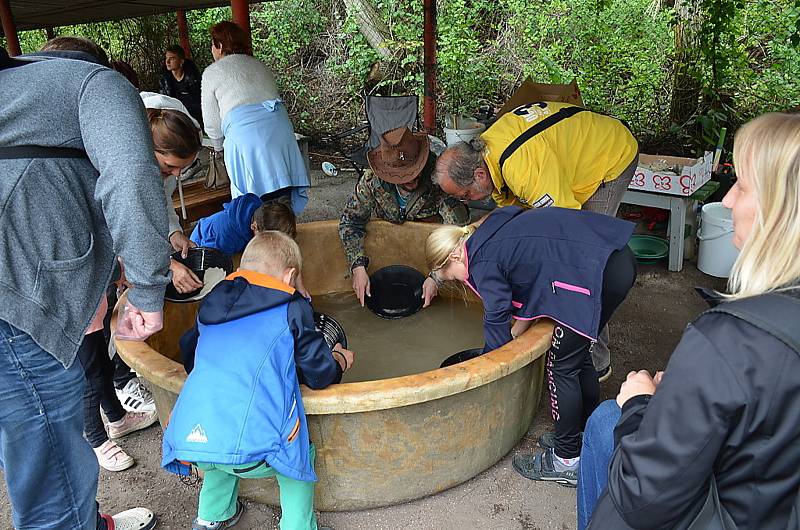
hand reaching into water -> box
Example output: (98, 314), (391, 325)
(351, 266), (370, 307)
(332, 343), (355, 372)
(421, 277), (439, 308)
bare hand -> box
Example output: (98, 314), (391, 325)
(616, 370), (658, 407)
(116, 301), (163, 341)
(169, 231), (196, 258)
(421, 277), (439, 308)
(511, 319), (533, 339)
(332, 342), (355, 372)
(170, 259), (203, 293)
(351, 266), (370, 307)
(654, 371), (665, 386)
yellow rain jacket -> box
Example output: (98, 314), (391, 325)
(481, 102), (638, 209)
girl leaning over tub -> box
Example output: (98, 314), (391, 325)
(425, 206), (637, 487)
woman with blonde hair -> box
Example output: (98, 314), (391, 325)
(578, 112), (800, 530)
(426, 206), (636, 486)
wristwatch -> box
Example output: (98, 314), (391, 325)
(350, 256), (369, 272)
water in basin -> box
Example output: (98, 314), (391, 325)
(311, 292), (485, 383)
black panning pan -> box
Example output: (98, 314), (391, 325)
(314, 312), (347, 349)
(164, 247), (234, 303)
(365, 265), (426, 319)
(440, 347), (484, 368)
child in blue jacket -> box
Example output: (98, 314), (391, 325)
(425, 206), (636, 487)
(162, 231), (355, 530)
(190, 194), (297, 256)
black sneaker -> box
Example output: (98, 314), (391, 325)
(596, 365), (612, 383)
(537, 431), (582, 450)
(512, 449), (578, 487)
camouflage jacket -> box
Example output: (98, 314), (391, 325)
(338, 159), (469, 269)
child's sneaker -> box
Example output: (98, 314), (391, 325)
(512, 448), (578, 487)
(192, 500), (244, 529)
(100, 507), (156, 530)
(116, 378), (156, 413)
(107, 410), (158, 439)
(94, 439), (134, 471)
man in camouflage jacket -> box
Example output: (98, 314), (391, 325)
(339, 127), (469, 307)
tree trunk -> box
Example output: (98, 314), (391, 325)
(343, 0), (392, 60)
(669, 0), (703, 125)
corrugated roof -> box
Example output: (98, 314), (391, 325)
(3, 1), (259, 35)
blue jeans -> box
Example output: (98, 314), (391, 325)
(0, 320), (100, 529)
(577, 399), (621, 530)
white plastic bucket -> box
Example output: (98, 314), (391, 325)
(697, 202), (739, 278)
(444, 123), (486, 146)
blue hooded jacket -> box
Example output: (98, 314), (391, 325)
(162, 270), (342, 482)
(465, 207), (634, 352)
(190, 193), (262, 256)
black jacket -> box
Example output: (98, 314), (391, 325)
(159, 59), (202, 125)
(590, 297), (800, 529)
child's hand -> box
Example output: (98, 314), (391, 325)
(351, 266), (371, 307)
(332, 343), (355, 372)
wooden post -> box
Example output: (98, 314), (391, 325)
(230, 0), (252, 54)
(422, 0), (437, 134)
(45, 27), (55, 40)
(0, 0), (21, 56)
(176, 10), (192, 58)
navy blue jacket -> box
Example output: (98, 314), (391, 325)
(166, 271), (342, 482)
(190, 193), (262, 256)
(465, 207), (633, 352)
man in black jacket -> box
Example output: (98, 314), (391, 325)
(160, 44), (203, 127)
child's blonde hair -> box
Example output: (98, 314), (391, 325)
(728, 112), (800, 299)
(425, 223), (478, 276)
(241, 231), (302, 280)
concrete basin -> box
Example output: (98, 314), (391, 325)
(115, 220), (551, 511)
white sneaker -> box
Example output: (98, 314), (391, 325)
(108, 410), (158, 439)
(94, 440), (134, 472)
(116, 378), (156, 413)
(108, 507), (157, 530)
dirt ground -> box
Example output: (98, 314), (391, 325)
(0, 168), (727, 530)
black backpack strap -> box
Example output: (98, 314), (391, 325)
(0, 146), (88, 160)
(704, 292), (800, 354)
(498, 105), (588, 170)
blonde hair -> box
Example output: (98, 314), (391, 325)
(425, 224), (477, 275)
(240, 231), (302, 279)
(728, 112), (800, 299)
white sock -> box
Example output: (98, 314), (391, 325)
(553, 452), (580, 471)
(195, 516), (215, 526)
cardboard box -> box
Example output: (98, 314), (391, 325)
(628, 152), (713, 196)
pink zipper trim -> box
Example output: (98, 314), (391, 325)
(511, 314), (597, 341)
(552, 281), (591, 296)
(512, 301), (523, 309)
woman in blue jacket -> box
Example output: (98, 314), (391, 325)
(426, 206), (636, 486)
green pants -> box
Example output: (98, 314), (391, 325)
(196, 445), (317, 530)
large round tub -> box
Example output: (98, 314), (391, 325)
(115, 220), (551, 511)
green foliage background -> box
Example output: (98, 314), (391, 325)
(8, 0), (800, 155)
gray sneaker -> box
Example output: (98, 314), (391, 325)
(512, 448), (578, 487)
(191, 500), (244, 530)
(537, 431), (582, 450)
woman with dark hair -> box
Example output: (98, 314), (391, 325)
(140, 92), (204, 294)
(201, 21), (310, 214)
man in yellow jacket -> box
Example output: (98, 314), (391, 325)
(435, 101), (639, 381)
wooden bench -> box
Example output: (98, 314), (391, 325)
(172, 180), (230, 229)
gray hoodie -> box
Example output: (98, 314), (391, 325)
(0, 55), (170, 367)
